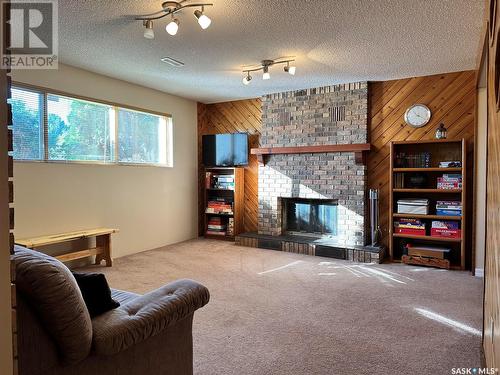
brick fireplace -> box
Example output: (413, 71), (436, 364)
(258, 83), (368, 246)
(237, 82), (385, 263)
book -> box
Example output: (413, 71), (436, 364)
(430, 221), (461, 238)
(436, 209), (462, 216)
(431, 221), (459, 230)
(394, 219), (426, 235)
(439, 161), (462, 168)
(436, 200), (462, 207)
(205, 172), (212, 189)
(406, 244), (451, 259)
(395, 228), (426, 236)
(206, 230), (226, 236)
(430, 228), (461, 238)
(437, 174), (462, 189)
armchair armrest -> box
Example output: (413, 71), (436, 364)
(92, 279), (210, 356)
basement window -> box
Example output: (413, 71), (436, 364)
(9, 86), (173, 167)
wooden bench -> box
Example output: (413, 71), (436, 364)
(15, 228), (119, 267)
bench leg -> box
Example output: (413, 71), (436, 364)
(96, 234), (112, 267)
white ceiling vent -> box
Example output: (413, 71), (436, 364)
(161, 56), (185, 67)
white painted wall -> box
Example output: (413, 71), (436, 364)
(11, 64), (198, 258)
(475, 86), (487, 276)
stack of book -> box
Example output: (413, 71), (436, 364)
(439, 161), (462, 168)
(436, 200), (462, 216)
(227, 218), (234, 236)
(212, 174), (235, 190)
(394, 219), (426, 236)
(397, 199), (429, 214)
(437, 174), (462, 189)
(206, 198), (233, 214)
(395, 152), (431, 168)
(206, 217), (226, 236)
(406, 243), (451, 259)
(394, 173), (405, 188)
(431, 221), (461, 238)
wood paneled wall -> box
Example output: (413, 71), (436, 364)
(197, 99), (261, 235)
(484, 0), (500, 367)
(368, 71), (476, 260)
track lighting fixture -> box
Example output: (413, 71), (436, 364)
(143, 20), (155, 39)
(241, 58), (296, 85)
(166, 16), (179, 36)
(136, 1), (213, 38)
(194, 7), (211, 29)
(242, 72), (252, 85)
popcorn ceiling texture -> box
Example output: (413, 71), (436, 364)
(258, 83), (368, 246)
(55, 1), (484, 103)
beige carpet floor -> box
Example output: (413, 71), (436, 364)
(84, 239), (483, 375)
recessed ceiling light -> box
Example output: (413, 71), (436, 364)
(161, 56), (185, 67)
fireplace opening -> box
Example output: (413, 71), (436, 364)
(282, 198), (338, 237)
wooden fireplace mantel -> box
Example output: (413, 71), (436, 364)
(250, 144), (371, 165)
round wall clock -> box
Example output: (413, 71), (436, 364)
(404, 104), (431, 128)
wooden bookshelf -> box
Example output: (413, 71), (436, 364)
(203, 167), (244, 240)
(389, 139), (466, 270)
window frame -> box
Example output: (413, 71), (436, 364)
(11, 83), (173, 168)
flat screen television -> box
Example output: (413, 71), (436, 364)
(202, 133), (248, 167)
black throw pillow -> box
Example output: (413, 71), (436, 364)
(72, 272), (120, 318)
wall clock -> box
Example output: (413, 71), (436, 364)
(404, 104), (431, 128)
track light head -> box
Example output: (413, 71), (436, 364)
(194, 8), (212, 29)
(143, 20), (155, 39)
(242, 72), (252, 85)
(166, 17), (179, 36)
(262, 66), (270, 80)
(284, 62), (296, 75)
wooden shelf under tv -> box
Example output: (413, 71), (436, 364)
(203, 167), (244, 241)
(389, 138), (466, 270)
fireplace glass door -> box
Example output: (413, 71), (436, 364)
(283, 198), (338, 236)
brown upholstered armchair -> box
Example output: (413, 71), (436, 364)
(13, 245), (210, 375)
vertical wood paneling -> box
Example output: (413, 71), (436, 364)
(197, 99), (261, 235)
(484, 0), (500, 368)
(368, 71), (476, 259)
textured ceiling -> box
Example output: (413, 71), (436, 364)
(58, 0), (485, 103)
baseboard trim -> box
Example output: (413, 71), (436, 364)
(475, 268), (484, 277)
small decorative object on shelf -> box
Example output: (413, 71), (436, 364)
(435, 123), (447, 139)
